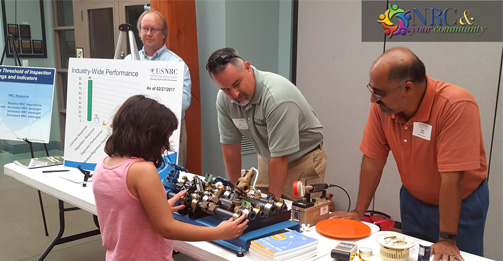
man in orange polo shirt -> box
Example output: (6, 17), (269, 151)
(331, 47), (488, 260)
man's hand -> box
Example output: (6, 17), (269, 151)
(329, 210), (362, 220)
(431, 239), (464, 261)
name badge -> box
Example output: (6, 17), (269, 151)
(232, 118), (248, 130)
(413, 122), (432, 141)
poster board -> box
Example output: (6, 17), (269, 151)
(64, 58), (183, 171)
(0, 65), (55, 143)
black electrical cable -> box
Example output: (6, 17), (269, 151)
(486, 45), (503, 182)
(293, 175), (352, 212)
(329, 184), (352, 212)
(297, 172), (308, 186)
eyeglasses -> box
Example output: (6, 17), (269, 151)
(366, 80), (410, 101)
(206, 55), (242, 72)
(140, 27), (163, 34)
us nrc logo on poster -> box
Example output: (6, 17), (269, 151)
(149, 67), (179, 81)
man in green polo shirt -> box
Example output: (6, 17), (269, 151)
(206, 47), (327, 200)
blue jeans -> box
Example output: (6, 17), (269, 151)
(400, 180), (489, 256)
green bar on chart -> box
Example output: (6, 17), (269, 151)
(87, 80), (92, 121)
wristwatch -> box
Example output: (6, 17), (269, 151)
(439, 231), (457, 240)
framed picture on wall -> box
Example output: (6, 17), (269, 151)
(19, 24), (31, 39)
(1, 0), (47, 58)
(21, 39), (32, 54)
(32, 40), (43, 54)
(7, 23), (19, 38)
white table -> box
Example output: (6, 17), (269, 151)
(4, 163), (100, 261)
(172, 217), (489, 261)
(4, 162), (490, 261)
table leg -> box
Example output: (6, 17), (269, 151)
(37, 190), (49, 236)
(38, 200), (100, 261)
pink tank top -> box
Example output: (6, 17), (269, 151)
(93, 157), (174, 261)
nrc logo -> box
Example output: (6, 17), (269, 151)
(150, 68), (178, 75)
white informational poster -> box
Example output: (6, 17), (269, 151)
(64, 58), (184, 171)
(0, 65), (55, 143)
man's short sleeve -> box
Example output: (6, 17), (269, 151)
(216, 92), (242, 145)
(360, 104), (391, 161)
(437, 101), (483, 172)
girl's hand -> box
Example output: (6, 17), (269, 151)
(168, 190), (187, 212)
(216, 214), (249, 240)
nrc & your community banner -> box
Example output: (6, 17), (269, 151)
(362, 1), (502, 42)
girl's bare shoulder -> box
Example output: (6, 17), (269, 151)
(129, 160), (158, 176)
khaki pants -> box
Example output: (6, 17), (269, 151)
(255, 144), (327, 201)
(177, 119), (187, 167)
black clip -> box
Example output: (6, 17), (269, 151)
(77, 165), (93, 187)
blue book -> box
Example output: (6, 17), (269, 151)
(250, 230), (318, 258)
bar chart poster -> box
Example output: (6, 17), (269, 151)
(65, 58), (183, 170)
(0, 66), (55, 143)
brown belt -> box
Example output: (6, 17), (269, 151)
(307, 143), (322, 154)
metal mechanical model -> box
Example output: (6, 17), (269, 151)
(160, 163), (300, 255)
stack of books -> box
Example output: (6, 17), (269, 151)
(249, 230), (318, 261)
